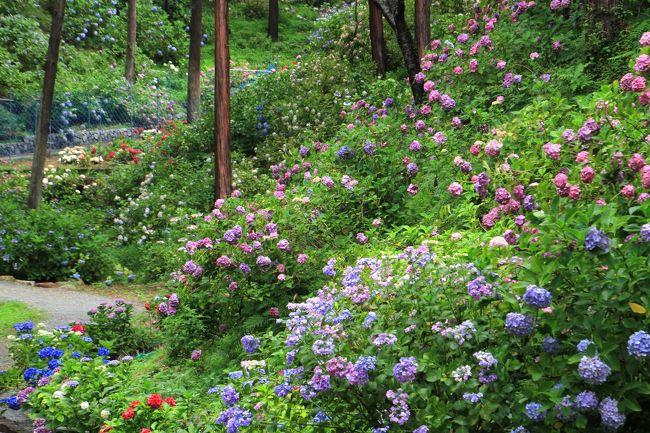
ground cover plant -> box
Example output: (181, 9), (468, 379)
(0, 1), (649, 433)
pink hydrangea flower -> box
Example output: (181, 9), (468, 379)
(621, 184), (636, 198)
(485, 140), (503, 157)
(448, 182), (463, 197)
(530, 52), (540, 60)
(580, 166), (595, 183)
(640, 32), (650, 46)
(628, 154), (647, 171)
(543, 142), (561, 160)
(635, 54), (650, 72)
(568, 185), (581, 200)
(575, 151), (589, 163)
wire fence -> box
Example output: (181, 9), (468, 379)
(0, 66), (274, 154)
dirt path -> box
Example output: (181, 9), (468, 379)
(0, 280), (143, 369)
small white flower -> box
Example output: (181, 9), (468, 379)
(100, 409), (110, 419)
(80, 401), (90, 410)
(53, 391), (64, 399)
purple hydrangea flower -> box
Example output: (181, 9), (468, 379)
(627, 330), (650, 358)
(221, 385), (240, 406)
(574, 391), (598, 411)
(585, 228), (611, 253)
(523, 285), (552, 308)
(463, 392), (483, 403)
(525, 402), (547, 421)
(505, 312), (535, 336)
(392, 357), (418, 383)
(241, 335), (260, 353)
(578, 355), (611, 385)
(599, 397), (625, 430)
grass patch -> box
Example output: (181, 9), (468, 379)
(0, 301), (45, 337)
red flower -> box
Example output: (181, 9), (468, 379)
(144, 303), (151, 310)
(71, 323), (85, 334)
(121, 143), (127, 150)
(140, 429), (152, 433)
(99, 425), (113, 433)
(146, 394), (163, 409)
(130, 400), (141, 409)
(164, 397), (176, 407)
(122, 409), (135, 420)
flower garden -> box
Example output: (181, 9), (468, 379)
(1, 1), (649, 432)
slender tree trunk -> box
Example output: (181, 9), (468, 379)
(268, 0), (279, 42)
(187, 0), (203, 123)
(125, 0), (137, 84)
(28, 0), (66, 209)
(414, 0), (430, 59)
(214, 0), (232, 200)
(372, 0), (423, 104)
(368, 0), (387, 76)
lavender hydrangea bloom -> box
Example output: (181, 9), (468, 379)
(599, 397), (625, 430)
(525, 402), (547, 421)
(627, 331), (650, 358)
(523, 285), (552, 308)
(640, 223), (650, 242)
(363, 312), (377, 328)
(473, 351), (497, 369)
(463, 392), (483, 403)
(274, 382), (292, 397)
(510, 427), (529, 433)
(505, 312), (535, 336)
(541, 336), (560, 354)
(392, 357), (418, 383)
(312, 338), (335, 356)
(577, 339), (592, 353)
(578, 355), (611, 385)
(313, 411), (330, 423)
(216, 406), (252, 433)
(241, 335), (260, 353)
(335, 146), (355, 160)
(574, 391), (599, 411)
(585, 228), (611, 253)
(554, 395), (576, 422)
(221, 385), (240, 406)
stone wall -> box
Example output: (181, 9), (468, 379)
(0, 127), (135, 157)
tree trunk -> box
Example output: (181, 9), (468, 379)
(187, 0), (203, 123)
(414, 0), (430, 59)
(372, 0), (423, 104)
(125, 0), (136, 84)
(28, 0), (66, 210)
(214, 0), (232, 200)
(368, 0), (387, 76)
(268, 0), (279, 42)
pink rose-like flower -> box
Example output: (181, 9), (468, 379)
(640, 90), (650, 105)
(191, 350), (202, 361)
(596, 198), (607, 206)
(621, 184), (635, 198)
(448, 182), (463, 197)
(635, 54), (650, 72)
(470, 142), (481, 155)
(631, 76), (647, 92)
(407, 183), (419, 196)
(423, 80), (435, 92)
(642, 165), (650, 188)
(297, 253), (308, 264)
(544, 142), (561, 160)
(620, 73), (635, 91)
(269, 307), (280, 318)
(485, 140), (503, 157)
(469, 59), (478, 72)
(372, 218), (382, 227)
(568, 184), (581, 200)
(277, 274), (286, 281)
(496, 60), (506, 70)
(575, 151), (589, 163)
(580, 166), (595, 183)
(638, 193), (650, 202)
(453, 66), (463, 75)
(640, 32), (650, 46)
(628, 154), (647, 172)
(530, 52), (539, 60)
(554, 172), (569, 188)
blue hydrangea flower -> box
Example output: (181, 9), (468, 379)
(598, 397), (625, 430)
(98, 347), (110, 357)
(274, 382), (292, 397)
(541, 336), (560, 354)
(523, 285), (552, 308)
(578, 355), (611, 385)
(241, 335), (260, 353)
(313, 410), (330, 423)
(216, 405), (252, 432)
(221, 385), (240, 406)
(627, 331), (650, 358)
(585, 228), (611, 253)
(574, 390), (598, 411)
(228, 371), (244, 380)
(505, 312), (535, 336)
(392, 357), (418, 383)
(525, 402), (547, 422)
(462, 392), (483, 403)
(577, 339), (592, 353)
(639, 223), (650, 242)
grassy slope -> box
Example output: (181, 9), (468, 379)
(0, 301), (45, 338)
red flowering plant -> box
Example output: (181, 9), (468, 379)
(106, 394), (184, 432)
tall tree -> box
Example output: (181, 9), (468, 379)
(268, 0), (279, 42)
(28, 0), (66, 209)
(125, 0), (137, 84)
(372, 0), (423, 104)
(414, 0), (430, 59)
(214, 0), (232, 200)
(187, 0), (203, 123)
(368, 0), (387, 76)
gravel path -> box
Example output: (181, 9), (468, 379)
(0, 280), (141, 369)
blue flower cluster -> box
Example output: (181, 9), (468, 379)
(627, 330), (650, 358)
(522, 285), (552, 308)
(578, 355), (611, 385)
(584, 228), (611, 253)
(505, 312), (534, 336)
(241, 335), (260, 353)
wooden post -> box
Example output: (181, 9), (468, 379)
(414, 0), (430, 59)
(187, 0), (203, 123)
(125, 0), (136, 84)
(28, 0), (66, 209)
(268, 0), (279, 42)
(368, 0), (387, 76)
(214, 0), (232, 200)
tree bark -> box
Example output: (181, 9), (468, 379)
(372, 0), (423, 104)
(187, 0), (203, 123)
(214, 0), (232, 200)
(28, 0), (66, 209)
(414, 0), (430, 59)
(268, 0), (279, 42)
(125, 0), (136, 84)
(368, 0), (387, 76)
